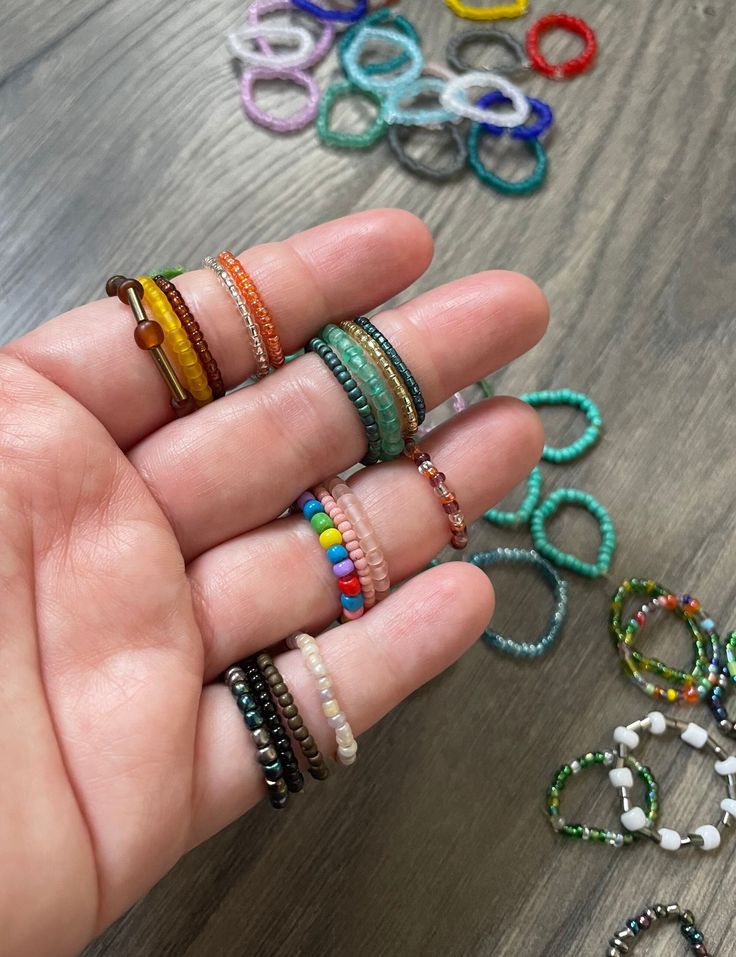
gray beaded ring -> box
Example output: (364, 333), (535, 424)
(446, 28), (529, 76)
(387, 122), (468, 181)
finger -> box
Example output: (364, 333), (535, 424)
(189, 396), (542, 680)
(4, 210), (434, 450)
(188, 561), (493, 846)
(131, 270), (548, 559)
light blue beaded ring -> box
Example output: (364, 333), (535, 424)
(469, 548), (568, 658)
(530, 487), (616, 578)
(520, 389), (603, 463)
(385, 76), (458, 127)
(338, 9), (420, 77)
(341, 25), (424, 94)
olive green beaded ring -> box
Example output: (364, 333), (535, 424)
(530, 487), (616, 577)
(520, 389), (603, 463)
(547, 749), (659, 848)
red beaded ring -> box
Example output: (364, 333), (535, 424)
(526, 13), (597, 81)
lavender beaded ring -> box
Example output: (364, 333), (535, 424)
(240, 66), (321, 133)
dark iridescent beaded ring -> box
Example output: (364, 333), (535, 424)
(606, 903), (709, 956)
(352, 315), (426, 425)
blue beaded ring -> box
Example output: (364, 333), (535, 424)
(530, 488), (616, 578)
(385, 76), (458, 127)
(520, 389), (603, 463)
(467, 124), (548, 195)
(291, 0), (367, 23)
(469, 548), (568, 658)
(477, 91), (554, 140)
(342, 25), (424, 94)
(485, 466), (543, 526)
(338, 9), (420, 77)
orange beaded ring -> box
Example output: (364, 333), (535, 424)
(405, 439), (468, 549)
(217, 250), (285, 371)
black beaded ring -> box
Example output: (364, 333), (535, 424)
(307, 336), (382, 465)
(387, 123), (468, 182)
(352, 315), (426, 425)
(242, 659), (305, 794)
(446, 27), (528, 76)
(224, 665), (289, 809)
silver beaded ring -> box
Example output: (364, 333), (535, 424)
(612, 711), (736, 851)
(203, 256), (270, 379)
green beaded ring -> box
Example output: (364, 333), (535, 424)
(546, 749), (659, 848)
(485, 466), (543, 526)
(530, 487), (616, 577)
(467, 125), (548, 196)
(317, 79), (387, 150)
(321, 323), (404, 460)
(520, 389), (603, 463)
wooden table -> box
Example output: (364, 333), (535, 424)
(2, 2), (735, 954)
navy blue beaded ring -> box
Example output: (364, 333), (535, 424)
(469, 548), (567, 658)
(352, 315), (426, 425)
(307, 336), (382, 465)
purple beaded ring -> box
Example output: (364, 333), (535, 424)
(240, 67), (321, 133)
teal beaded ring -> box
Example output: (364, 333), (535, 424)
(467, 125), (548, 196)
(341, 25), (424, 94)
(485, 466), (542, 526)
(317, 79), (387, 150)
(520, 389), (603, 463)
(530, 487), (616, 577)
(338, 9), (420, 77)
(546, 749), (659, 848)
(469, 547), (567, 657)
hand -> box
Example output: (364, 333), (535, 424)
(0, 210), (546, 957)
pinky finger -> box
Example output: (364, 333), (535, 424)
(188, 562), (494, 847)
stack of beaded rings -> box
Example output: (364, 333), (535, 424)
(296, 490), (367, 620)
(606, 903), (710, 957)
(203, 254), (271, 378)
(546, 747), (658, 849)
(609, 578), (735, 735)
(287, 632), (358, 766)
(405, 439), (468, 549)
(612, 712), (736, 852)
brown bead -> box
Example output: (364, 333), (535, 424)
(105, 274), (127, 297)
(266, 671), (280, 686)
(309, 764), (330, 781)
(287, 715), (303, 731)
(281, 704), (297, 719)
(300, 735), (315, 752)
(133, 319), (165, 351)
(278, 692), (293, 707)
(292, 726), (309, 741)
(256, 653), (271, 669)
(308, 755), (324, 768)
(117, 277), (144, 303)
(171, 392), (197, 417)
(271, 682), (287, 697)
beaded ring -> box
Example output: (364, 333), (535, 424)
(291, 0), (367, 22)
(240, 66), (321, 133)
(446, 28), (528, 75)
(152, 276), (226, 400)
(484, 466), (542, 526)
(287, 632), (358, 766)
(546, 748), (658, 849)
(477, 91), (554, 140)
(137, 276), (213, 405)
(224, 665), (289, 809)
(297, 490), (366, 620)
(606, 903), (710, 957)
(227, 22), (316, 68)
(440, 71), (530, 127)
(217, 251), (285, 370)
(726, 633), (736, 684)
(404, 439), (468, 549)
(255, 652), (330, 780)
(520, 389), (603, 462)
(444, 0), (529, 22)
(388, 123), (468, 181)
(613, 712), (736, 852)
(315, 481), (378, 609)
(526, 13), (597, 81)
(242, 658), (305, 793)
(530, 488), (616, 577)
(469, 548), (567, 657)
(352, 315), (426, 425)
(105, 275), (196, 417)
(248, 0), (335, 70)
(203, 256), (270, 378)
(468, 125), (548, 195)
(385, 76), (458, 127)
(341, 25), (424, 94)
(338, 8), (419, 77)
(317, 79), (387, 150)
(307, 337), (382, 465)
(322, 323), (404, 459)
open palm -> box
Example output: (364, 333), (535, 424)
(0, 210), (546, 957)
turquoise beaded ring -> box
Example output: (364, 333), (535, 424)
(530, 487), (616, 578)
(485, 466), (542, 526)
(317, 80), (387, 150)
(520, 389), (603, 463)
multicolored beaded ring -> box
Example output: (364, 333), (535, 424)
(606, 904), (710, 956)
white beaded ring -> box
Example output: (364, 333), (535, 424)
(439, 70), (531, 127)
(612, 711), (736, 852)
(227, 22), (316, 68)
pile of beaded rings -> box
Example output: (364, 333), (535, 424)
(546, 747), (659, 849)
(287, 632), (358, 766)
(609, 578), (733, 734)
(606, 903), (710, 957)
(612, 712), (736, 852)
(405, 439), (468, 549)
(296, 490), (367, 620)
(469, 548), (567, 657)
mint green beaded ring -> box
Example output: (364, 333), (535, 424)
(485, 466), (543, 526)
(520, 389), (603, 463)
(321, 323), (405, 460)
(317, 80), (387, 150)
(530, 488), (616, 578)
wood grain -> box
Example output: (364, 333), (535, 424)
(2, 1), (736, 954)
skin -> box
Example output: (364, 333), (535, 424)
(0, 209), (547, 957)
